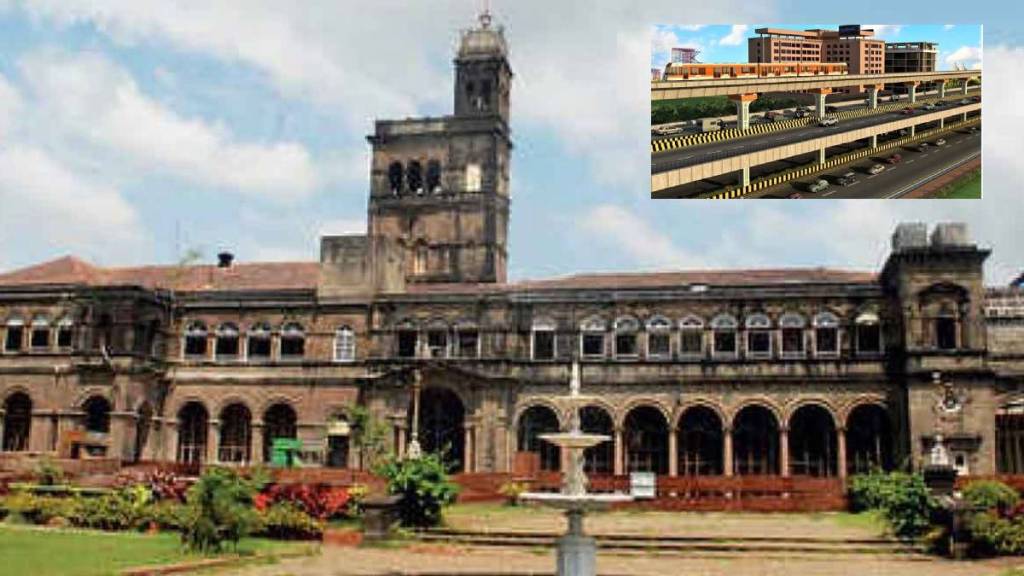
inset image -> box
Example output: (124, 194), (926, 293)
(650, 24), (982, 199)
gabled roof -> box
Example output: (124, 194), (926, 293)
(0, 256), (320, 293)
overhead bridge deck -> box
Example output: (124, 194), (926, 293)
(651, 103), (980, 193)
(652, 70), (980, 100)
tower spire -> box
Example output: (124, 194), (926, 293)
(479, 0), (492, 29)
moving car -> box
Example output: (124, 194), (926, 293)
(918, 142), (930, 151)
(900, 107), (914, 115)
(763, 110), (781, 121)
(837, 171), (858, 186)
(935, 138), (947, 146)
(787, 192), (803, 199)
(818, 116), (838, 127)
(699, 118), (722, 132)
(653, 125), (684, 136)
(922, 103), (936, 111)
(794, 108), (809, 118)
(971, 95), (981, 102)
(959, 99), (971, 105)
(886, 154), (902, 164)
(868, 164), (885, 175)
(808, 179), (830, 193)
(825, 105), (839, 113)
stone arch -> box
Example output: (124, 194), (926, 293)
(262, 401), (298, 463)
(412, 386), (466, 472)
(840, 395), (889, 426)
(677, 403), (725, 476)
(176, 401), (209, 464)
(219, 402), (253, 464)
(673, 398), (728, 431)
(727, 397), (783, 428)
(732, 403), (781, 475)
(82, 395), (112, 434)
(2, 391), (32, 452)
(256, 394), (304, 422)
(846, 402), (895, 475)
(788, 403), (838, 477)
(579, 403), (615, 474)
(513, 398), (567, 432)
(783, 397), (840, 426)
(616, 397), (672, 430)
(515, 404), (562, 472)
(213, 395), (259, 421)
(622, 403), (670, 474)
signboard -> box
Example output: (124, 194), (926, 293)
(629, 471), (657, 499)
(838, 25), (861, 37)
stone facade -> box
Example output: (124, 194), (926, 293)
(1, 15), (1022, 481)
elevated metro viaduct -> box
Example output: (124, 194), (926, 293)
(653, 70), (981, 130)
(651, 103), (980, 194)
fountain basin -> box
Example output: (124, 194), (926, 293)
(519, 491), (633, 511)
(537, 432), (609, 450)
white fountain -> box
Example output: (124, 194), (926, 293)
(520, 360), (633, 576)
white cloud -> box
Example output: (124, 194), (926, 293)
(719, 25), (748, 46)
(578, 205), (708, 269)
(651, 27), (679, 55)
(0, 73), (19, 140)
(945, 45), (983, 68)
(319, 218), (366, 237)
(0, 145), (146, 263)
(866, 24), (903, 38)
(17, 49), (319, 200)
(677, 25), (706, 31)
(944, 25), (955, 31)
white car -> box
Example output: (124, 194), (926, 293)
(935, 138), (947, 146)
(868, 164), (885, 175)
(818, 117), (838, 127)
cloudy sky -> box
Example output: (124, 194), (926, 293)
(652, 25), (983, 71)
(0, 1), (1020, 285)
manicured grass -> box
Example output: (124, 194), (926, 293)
(931, 169), (981, 199)
(828, 510), (888, 533)
(0, 525), (303, 576)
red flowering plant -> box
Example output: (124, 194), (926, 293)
(257, 483), (352, 520)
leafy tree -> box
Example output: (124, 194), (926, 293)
(376, 453), (459, 527)
(180, 467), (267, 553)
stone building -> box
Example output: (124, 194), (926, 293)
(1, 14), (1022, 482)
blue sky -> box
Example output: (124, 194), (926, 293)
(652, 24), (983, 71)
(0, 1), (1021, 286)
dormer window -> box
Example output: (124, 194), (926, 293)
(183, 321), (208, 358)
(30, 316), (50, 350)
(745, 314), (772, 358)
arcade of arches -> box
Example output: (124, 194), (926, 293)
(511, 401), (896, 478)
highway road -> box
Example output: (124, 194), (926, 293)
(753, 127), (981, 199)
(651, 99), (979, 174)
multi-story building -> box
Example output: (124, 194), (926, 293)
(885, 42), (939, 73)
(750, 26), (886, 75)
(1, 15), (1021, 484)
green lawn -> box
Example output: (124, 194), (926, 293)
(931, 169), (981, 199)
(0, 525), (304, 576)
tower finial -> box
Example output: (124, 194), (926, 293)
(479, 0), (492, 28)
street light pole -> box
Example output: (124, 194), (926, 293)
(406, 369), (422, 459)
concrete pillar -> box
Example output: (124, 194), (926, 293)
(613, 427), (624, 476)
(939, 82), (946, 100)
(963, 112), (968, 122)
(723, 427), (734, 477)
(837, 427), (848, 480)
(908, 82), (919, 104)
(963, 80), (970, 95)
(867, 85), (880, 109)
(815, 92), (827, 118)
(251, 421), (264, 465)
(668, 427), (679, 477)
(729, 93), (757, 130)
(818, 147), (826, 164)
(207, 419), (220, 464)
(939, 117), (945, 129)
(739, 166), (750, 188)
(870, 134), (878, 148)
(910, 125), (916, 137)
(780, 427), (790, 477)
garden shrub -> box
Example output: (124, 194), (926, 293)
(967, 511), (1024, 556)
(145, 499), (189, 531)
(498, 481), (529, 506)
(256, 483), (352, 521)
(34, 458), (66, 487)
(848, 471), (937, 538)
(180, 467), (267, 552)
(376, 453), (459, 527)
(256, 502), (325, 540)
(0, 492), (78, 524)
(71, 484), (153, 531)
(962, 480), (1020, 514)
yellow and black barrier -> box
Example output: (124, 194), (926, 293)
(696, 117), (980, 199)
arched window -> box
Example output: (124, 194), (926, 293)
(183, 321), (208, 358)
(531, 318), (556, 361)
(30, 315), (50, 350)
(280, 322), (305, 359)
(779, 312), (805, 357)
(935, 304), (958, 350)
(247, 322), (272, 360)
(454, 321), (479, 359)
(580, 316), (606, 359)
(4, 316), (24, 353)
(56, 316), (74, 350)
(426, 160), (442, 193)
(215, 323), (240, 360)
(407, 160), (423, 194)
(646, 316), (672, 359)
(426, 320), (449, 358)
(396, 319), (418, 358)
(613, 316), (639, 358)
(334, 326), (356, 362)
(855, 312), (882, 354)
(388, 161), (403, 195)
(745, 313), (772, 358)
(711, 314), (738, 358)
(813, 312), (840, 356)
(679, 315), (704, 358)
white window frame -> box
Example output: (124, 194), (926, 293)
(613, 316), (640, 359)
(779, 312), (806, 358)
(710, 314), (738, 358)
(645, 316), (673, 360)
(854, 312), (883, 355)
(580, 316), (606, 359)
(745, 313), (773, 359)
(679, 315), (705, 359)
(334, 326), (356, 363)
(4, 316), (25, 353)
(812, 312), (840, 357)
(531, 318), (557, 361)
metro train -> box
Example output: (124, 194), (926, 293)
(661, 62), (848, 81)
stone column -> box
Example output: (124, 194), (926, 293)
(163, 420), (179, 462)
(463, 422), (475, 473)
(396, 424), (407, 460)
(613, 426), (624, 476)
(668, 426), (679, 477)
(963, 80), (969, 96)
(251, 421), (264, 465)
(939, 117), (945, 129)
(207, 419), (220, 464)
(780, 427), (790, 477)
(29, 411), (54, 453)
(837, 427), (848, 480)
(723, 427), (734, 477)
(109, 410), (137, 462)
(729, 93), (757, 130)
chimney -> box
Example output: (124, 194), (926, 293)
(217, 251), (234, 268)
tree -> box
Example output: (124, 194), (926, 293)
(180, 467), (267, 553)
(376, 453), (459, 527)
